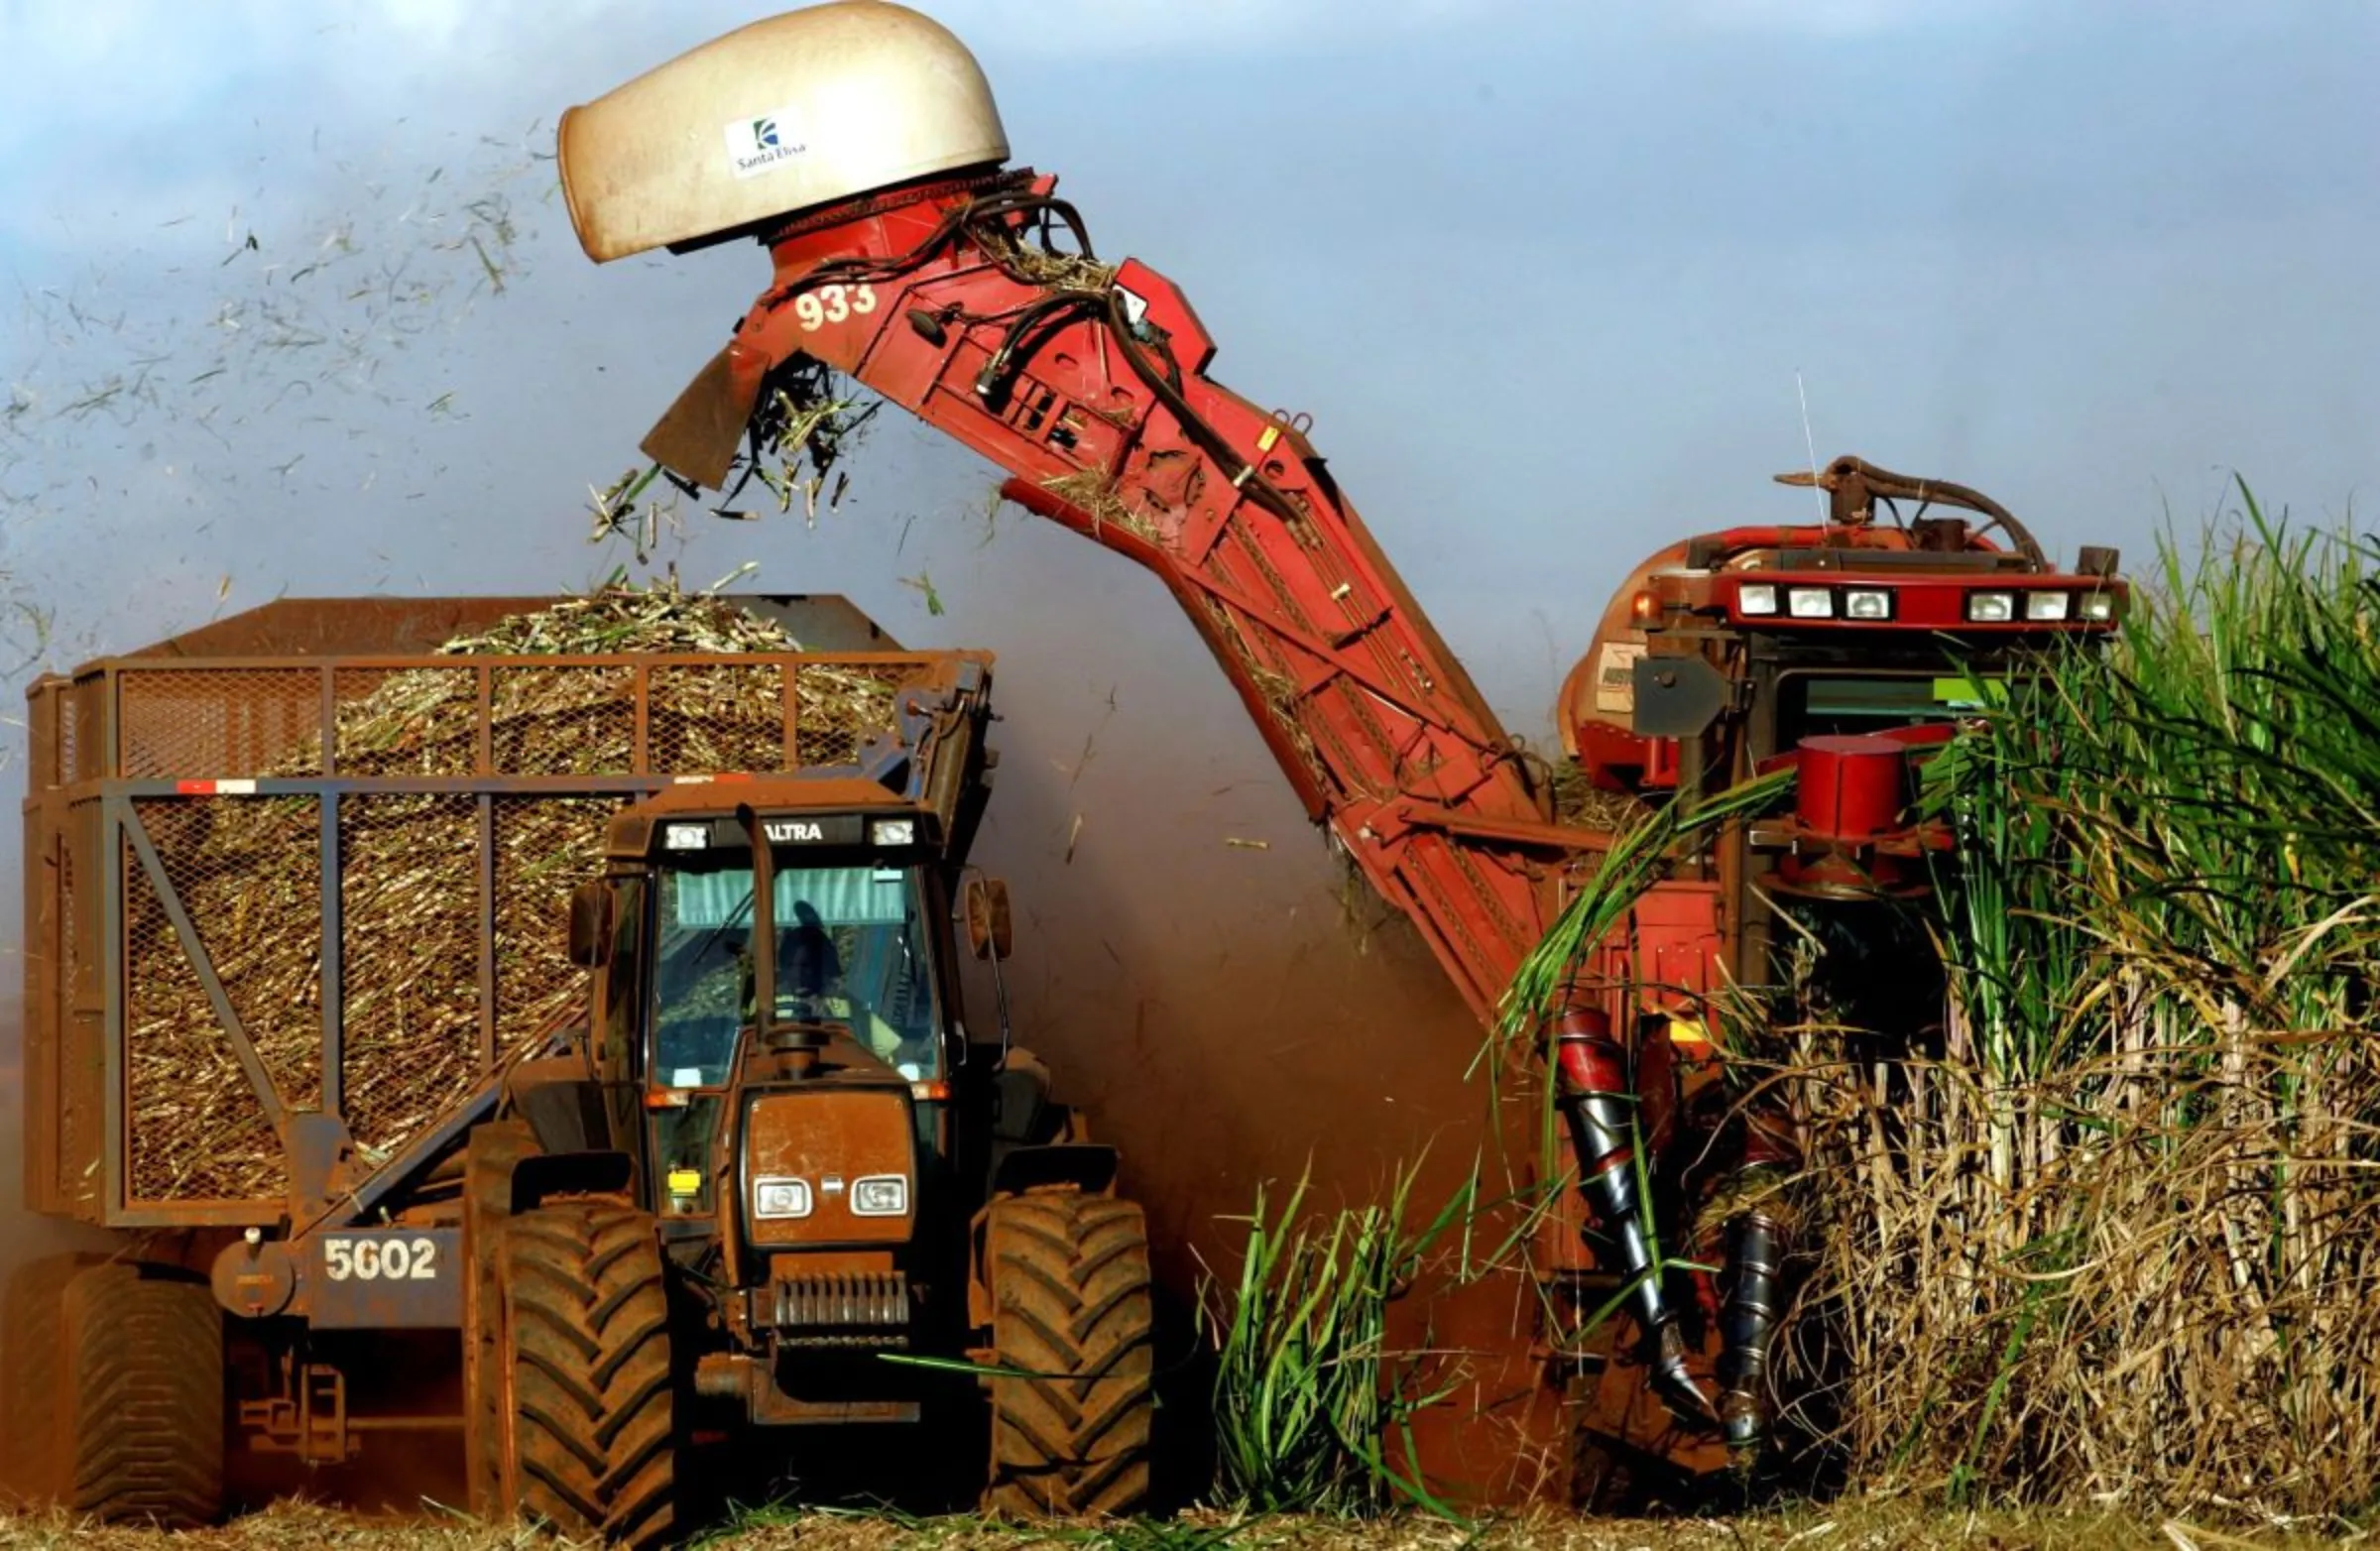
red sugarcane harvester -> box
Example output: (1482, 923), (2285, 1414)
(560, 2), (2129, 1502)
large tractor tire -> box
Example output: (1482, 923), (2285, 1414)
(58, 1261), (225, 1527)
(0, 1252), (105, 1504)
(462, 1119), (538, 1517)
(981, 1187), (1155, 1519)
(499, 1199), (676, 1551)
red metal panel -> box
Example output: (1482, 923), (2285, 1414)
(1794, 736), (1909, 839)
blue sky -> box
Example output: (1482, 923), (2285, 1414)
(4, 2), (2373, 701)
(2, 1), (2375, 1224)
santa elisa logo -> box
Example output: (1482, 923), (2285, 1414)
(725, 107), (806, 179)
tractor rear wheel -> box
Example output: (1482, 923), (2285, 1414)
(58, 1261), (224, 1527)
(499, 1199), (675, 1550)
(0, 1252), (104, 1505)
(462, 1119), (537, 1517)
(981, 1187), (1155, 1519)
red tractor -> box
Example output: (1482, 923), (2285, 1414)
(561, 1), (2128, 1505)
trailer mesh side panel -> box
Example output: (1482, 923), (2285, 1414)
(69, 679), (105, 783)
(52, 646), (965, 1220)
(55, 686), (76, 788)
(56, 822), (104, 1214)
(124, 841), (288, 1203)
(649, 662), (785, 773)
(491, 664), (635, 775)
(494, 794), (620, 1053)
(331, 666), (480, 776)
(135, 796), (324, 1112)
(340, 794), (481, 1160)
(794, 663), (908, 767)
(118, 667), (319, 778)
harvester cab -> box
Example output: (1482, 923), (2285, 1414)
(1562, 454), (2129, 910)
(1540, 458), (2134, 1466)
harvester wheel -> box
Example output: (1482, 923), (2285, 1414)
(980, 1187), (1155, 1519)
(0, 1252), (104, 1505)
(462, 1119), (538, 1517)
(1571, 1431), (1651, 1515)
(59, 1261), (224, 1527)
(499, 1199), (675, 1551)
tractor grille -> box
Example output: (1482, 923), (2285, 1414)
(768, 1269), (910, 1349)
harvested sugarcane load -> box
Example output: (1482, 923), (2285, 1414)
(25, 584), (941, 1209)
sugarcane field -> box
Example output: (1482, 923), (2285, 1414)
(2, 5), (2375, 1550)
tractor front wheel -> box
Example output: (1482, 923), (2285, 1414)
(498, 1198), (676, 1550)
(980, 1187), (1155, 1519)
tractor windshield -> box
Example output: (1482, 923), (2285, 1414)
(648, 862), (946, 1091)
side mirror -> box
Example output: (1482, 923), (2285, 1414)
(566, 882), (613, 969)
(963, 876), (1013, 962)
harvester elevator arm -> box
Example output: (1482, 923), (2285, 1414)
(650, 174), (1588, 1023)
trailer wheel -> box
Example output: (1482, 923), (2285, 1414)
(499, 1199), (675, 1551)
(0, 1252), (104, 1504)
(980, 1187), (1154, 1519)
(58, 1261), (224, 1527)
(463, 1119), (538, 1518)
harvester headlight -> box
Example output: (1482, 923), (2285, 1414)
(851, 1174), (909, 1217)
(664, 822), (708, 851)
(2081, 591), (2117, 622)
(1844, 588), (1893, 621)
(1737, 584), (1779, 617)
(2025, 592), (2072, 622)
(1787, 587), (1835, 620)
(1965, 591), (2016, 624)
(753, 1177), (813, 1220)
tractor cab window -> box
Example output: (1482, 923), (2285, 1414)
(649, 861), (946, 1091)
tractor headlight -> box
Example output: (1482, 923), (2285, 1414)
(664, 822), (708, 851)
(753, 1177), (813, 1220)
(1737, 583), (1779, 617)
(2025, 592), (2072, 622)
(1787, 587), (1835, 620)
(1965, 592), (2016, 624)
(870, 818), (916, 847)
(2081, 591), (2117, 622)
(850, 1175), (908, 1218)
(1844, 588), (1893, 621)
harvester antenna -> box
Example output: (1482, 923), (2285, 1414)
(1795, 370), (1826, 528)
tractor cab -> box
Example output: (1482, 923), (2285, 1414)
(561, 777), (1010, 1388)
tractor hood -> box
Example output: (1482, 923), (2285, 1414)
(733, 1041), (919, 1252)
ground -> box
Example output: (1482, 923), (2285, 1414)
(0, 1503), (2360, 1551)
